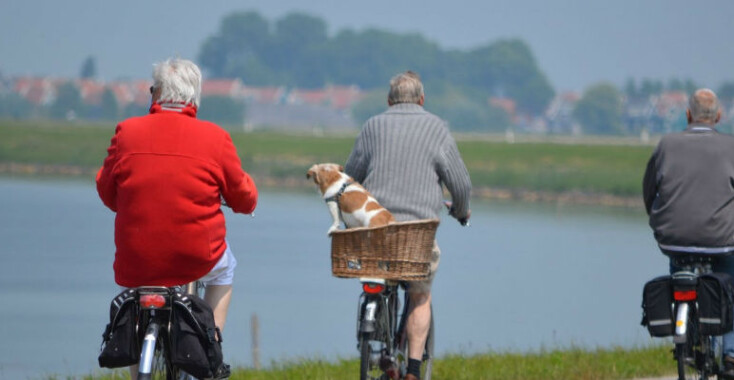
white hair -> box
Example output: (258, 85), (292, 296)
(152, 58), (202, 108)
(688, 88), (720, 124)
(388, 71), (424, 105)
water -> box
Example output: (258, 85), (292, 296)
(0, 177), (667, 379)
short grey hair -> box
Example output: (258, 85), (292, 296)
(388, 71), (424, 105)
(152, 58), (202, 108)
(688, 88), (720, 124)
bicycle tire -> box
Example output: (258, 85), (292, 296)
(676, 342), (699, 380)
(360, 332), (387, 380)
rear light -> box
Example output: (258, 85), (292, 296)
(139, 294), (167, 308)
(674, 290), (697, 301)
(363, 283), (385, 294)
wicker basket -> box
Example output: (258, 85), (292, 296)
(330, 219), (439, 280)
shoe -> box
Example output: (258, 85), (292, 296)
(722, 356), (734, 380)
(403, 374), (419, 380)
(210, 362), (231, 379)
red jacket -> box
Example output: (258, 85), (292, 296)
(97, 102), (258, 287)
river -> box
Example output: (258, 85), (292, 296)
(0, 177), (666, 379)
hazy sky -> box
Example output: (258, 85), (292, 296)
(2, 0), (733, 92)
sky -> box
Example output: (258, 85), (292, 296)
(2, 0), (734, 92)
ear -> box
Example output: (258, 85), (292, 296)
(306, 168), (319, 184)
(687, 109), (693, 124)
(339, 165), (344, 172)
(716, 109), (722, 124)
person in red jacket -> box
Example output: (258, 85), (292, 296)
(97, 58), (257, 377)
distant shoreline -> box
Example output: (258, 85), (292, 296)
(0, 162), (642, 208)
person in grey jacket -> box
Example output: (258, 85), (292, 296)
(643, 88), (734, 377)
(345, 71), (471, 380)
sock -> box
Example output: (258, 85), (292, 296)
(407, 358), (422, 378)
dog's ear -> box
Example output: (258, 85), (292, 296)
(306, 167), (319, 184)
(339, 165), (344, 172)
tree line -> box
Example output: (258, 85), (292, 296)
(197, 11), (554, 131)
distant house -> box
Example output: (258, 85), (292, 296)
(241, 86), (287, 105)
(6, 75), (364, 130)
(202, 79), (244, 98)
(652, 91), (688, 133)
(242, 85), (363, 131)
(544, 92), (581, 134)
(14, 77), (58, 106)
(77, 79), (105, 105)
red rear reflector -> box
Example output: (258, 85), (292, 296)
(363, 283), (385, 294)
(140, 294), (166, 308)
(674, 290), (697, 301)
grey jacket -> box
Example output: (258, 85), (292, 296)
(643, 125), (734, 253)
(344, 103), (471, 222)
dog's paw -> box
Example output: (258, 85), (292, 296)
(327, 226), (338, 235)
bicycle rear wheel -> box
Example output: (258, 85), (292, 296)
(360, 332), (389, 380)
(676, 342), (699, 380)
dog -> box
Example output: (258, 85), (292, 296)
(307, 163), (395, 234)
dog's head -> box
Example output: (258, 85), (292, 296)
(307, 163), (345, 194)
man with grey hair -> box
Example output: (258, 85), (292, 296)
(643, 88), (734, 377)
(97, 58), (257, 379)
(345, 71), (471, 380)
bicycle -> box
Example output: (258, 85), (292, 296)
(645, 253), (734, 380)
(357, 277), (434, 380)
(135, 281), (203, 380)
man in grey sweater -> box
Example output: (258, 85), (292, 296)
(345, 71), (471, 380)
(643, 88), (734, 377)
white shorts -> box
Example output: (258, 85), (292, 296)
(198, 242), (237, 286)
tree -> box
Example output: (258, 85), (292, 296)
(573, 83), (624, 135)
(197, 11), (275, 83)
(197, 11), (556, 116)
(639, 78), (664, 98)
(0, 93), (33, 119)
(80, 56), (97, 79)
(271, 12), (328, 81)
(198, 96), (246, 128)
(50, 82), (83, 120)
(718, 82), (734, 103)
(624, 78), (638, 100)
(351, 90), (387, 125)
(100, 87), (119, 120)
(464, 39), (554, 114)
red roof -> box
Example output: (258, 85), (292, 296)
(14, 77), (56, 105)
(242, 86), (285, 104)
(202, 79), (243, 97)
(489, 97), (516, 116)
(77, 79), (106, 105)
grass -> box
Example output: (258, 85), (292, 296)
(0, 119), (655, 197)
(48, 345), (674, 380)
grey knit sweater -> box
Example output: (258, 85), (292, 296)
(643, 125), (734, 252)
(344, 103), (471, 222)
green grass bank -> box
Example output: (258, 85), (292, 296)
(0, 120), (655, 205)
(57, 345), (673, 380)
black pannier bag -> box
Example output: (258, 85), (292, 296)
(641, 275), (674, 337)
(170, 292), (227, 379)
(697, 272), (734, 336)
(98, 288), (140, 368)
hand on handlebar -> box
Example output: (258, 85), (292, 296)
(443, 201), (470, 227)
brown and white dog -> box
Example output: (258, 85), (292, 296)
(307, 163), (395, 234)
